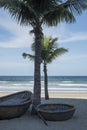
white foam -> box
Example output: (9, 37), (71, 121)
(58, 83), (87, 87)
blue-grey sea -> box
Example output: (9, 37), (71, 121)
(0, 76), (87, 93)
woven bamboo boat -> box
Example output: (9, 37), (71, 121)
(0, 91), (32, 119)
(37, 103), (75, 121)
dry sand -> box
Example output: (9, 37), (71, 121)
(0, 92), (87, 130)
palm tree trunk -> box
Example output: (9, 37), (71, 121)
(33, 24), (43, 106)
(44, 62), (49, 100)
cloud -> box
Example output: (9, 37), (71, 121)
(59, 32), (87, 44)
(44, 23), (87, 44)
(59, 54), (87, 61)
(0, 10), (33, 48)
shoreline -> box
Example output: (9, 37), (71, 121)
(0, 91), (87, 99)
(42, 91), (87, 99)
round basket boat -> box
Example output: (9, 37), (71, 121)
(37, 103), (75, 121)
(0, 91), (32, 119)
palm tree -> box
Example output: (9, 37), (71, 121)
(41, 36), (68, 99)
(0, 0), (87, 105)
(23, 36), (68, 100)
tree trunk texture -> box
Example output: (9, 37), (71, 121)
(33, 24), (43, 106)
(44, 62), (49, 100)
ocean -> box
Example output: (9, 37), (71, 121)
(0, 76), (87, 93)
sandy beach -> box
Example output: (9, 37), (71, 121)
(0, 92), (87, 130)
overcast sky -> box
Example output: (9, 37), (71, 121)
(0, 8), (87, 76)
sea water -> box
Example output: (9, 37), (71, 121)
(0, 76), (87, 93)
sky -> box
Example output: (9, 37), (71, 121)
(0, 8), (87, 76)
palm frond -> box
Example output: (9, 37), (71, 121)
(0, 0), (37, 26)
(42, 0), (87, 26)
(27, 54), (35, 61)
(0, 0), (87, 26)
(47, 37), (58, 51)
(31, 42), (35, 51)
(43, 7), (75, 26)
(47, 48), (68, 63)
(22, 53), (27, 58)
(63, 0), (87, 14)
(40, 36), (68, 63)
(22, 52), (35, 61)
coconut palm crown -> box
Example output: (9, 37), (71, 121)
(0, 0), (87, 105)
